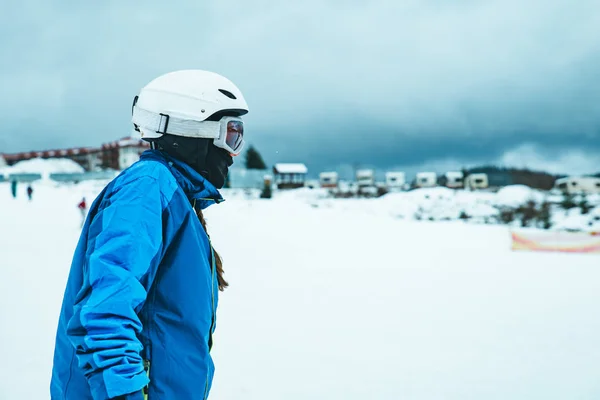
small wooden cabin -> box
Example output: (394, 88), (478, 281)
(385, 172), (405, 190)
(415, 172), (437, 188)
(273, 163), (308, 189)
(554, 176), (600, 194)
(319, 172), (339, 188)
(444, 171), (464, 188)
(465, 173), (489, 190)
(356, 169), (375, 187)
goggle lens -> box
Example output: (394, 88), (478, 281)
(226, 120), (244, 153)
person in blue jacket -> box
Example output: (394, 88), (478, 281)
(50, 70), (249, 400)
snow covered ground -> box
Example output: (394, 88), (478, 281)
(0, 158), (85, 179)
(1, 181), (600, 399)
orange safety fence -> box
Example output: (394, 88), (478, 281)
(511, 230), (600, 254)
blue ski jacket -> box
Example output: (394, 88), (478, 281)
(51, 150), (222, 400)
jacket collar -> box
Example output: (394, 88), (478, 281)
(140, 150), (224, 209)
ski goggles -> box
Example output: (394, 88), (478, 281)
(132, 104), (246, 156)
(216, 117), (244, 155)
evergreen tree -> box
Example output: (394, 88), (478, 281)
(245, 145), (267, 170)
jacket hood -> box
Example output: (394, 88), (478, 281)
(140, 150), (224, 209)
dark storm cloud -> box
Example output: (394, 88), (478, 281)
(1, 0), (599, 174)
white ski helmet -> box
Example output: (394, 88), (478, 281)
(132, 70), (249, 153)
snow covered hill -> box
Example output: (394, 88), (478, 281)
(228, 185), (600, 232)
(0, 158), (85, 179)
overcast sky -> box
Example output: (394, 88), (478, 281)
(1, 0), (599, 177)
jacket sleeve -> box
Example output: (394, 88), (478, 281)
(66, 175), (166, 400)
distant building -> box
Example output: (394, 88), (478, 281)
(1, 136), (150, 172)
(319, 172), (339, 188)
(356, 169), (375, 187)
(554, 176), (600, 194)
(385, 171), (405, 190)
(443, 171), (464, 188)
(101, 137), (150, 170)
(2, 147), (102, 171)
(415, 172), (437, 188)
(465, 173), (489, 190)
(273, 163), (308, 189)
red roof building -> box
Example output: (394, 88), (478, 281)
(1, 136), (150, 172)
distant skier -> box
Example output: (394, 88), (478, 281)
(26, 185), (33, 201)
(77, 197), (87, 226)
(51, 70), (249, 399)
(10, 179), (17, 198)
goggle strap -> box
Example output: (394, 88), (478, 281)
(132, 106), (220, 138)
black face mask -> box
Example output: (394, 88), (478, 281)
(151, 135), (233, 189)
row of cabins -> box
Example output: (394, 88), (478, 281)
(321, 170), (490, 191)
(273, 164), (600, 195)
(272, 165), (490, 191)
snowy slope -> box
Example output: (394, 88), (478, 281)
(0, 157), (85, 179)
(1, 182), (600, 399)
(246, 186), (599, 232)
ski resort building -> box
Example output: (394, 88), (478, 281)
(444, 171), (464, 188)
(385, 172), (405, 191)
(356, 169), (375, 187)
(273, 163), (308, 189)
(465, 173), (489, 190)
(554, 176), (600, 194)
(319, 172), (339, 188)
(2, 147), (103, 172)
(1, 136), (149, 172)
(415, 172), (437, 188)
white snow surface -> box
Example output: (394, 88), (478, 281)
(1, 182), (600, 399)
(495, 185), (546, 208)
(552, 207), (600, 232)
(0, 157), (84, 177)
